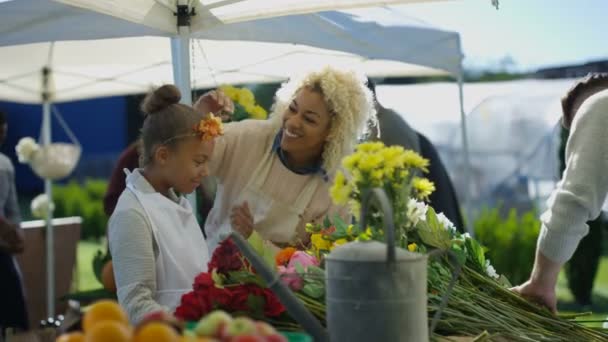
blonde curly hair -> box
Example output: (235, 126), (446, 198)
(268, 66), (377, 172)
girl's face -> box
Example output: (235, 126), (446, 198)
(280, 87), (332, 162)
(160, 137), (214, 194)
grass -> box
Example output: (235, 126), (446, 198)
(556, 256), (608, 328)
(73, 239), (106, 291)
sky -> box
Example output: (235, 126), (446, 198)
(395, 0), (608, 72)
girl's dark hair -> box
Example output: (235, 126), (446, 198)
(139, 85), (202, 166)
(561, 73), (608, 128)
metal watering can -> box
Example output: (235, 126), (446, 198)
(229, 188), (460, 342)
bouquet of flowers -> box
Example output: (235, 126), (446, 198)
(219, 85), (267, 121)
(174, 237), (287, 323)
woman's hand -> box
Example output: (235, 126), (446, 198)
(194, 90), (234, 122)
(512, 280), (557, 314)
(511, 250), (561, 314)
(230, 201), (254, 239)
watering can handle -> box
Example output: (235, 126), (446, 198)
(359, 188), (396, 264)
(427, 249), (463, 336)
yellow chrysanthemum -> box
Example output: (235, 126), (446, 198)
(357, 153), (383, 172)
(346, 225), (355, 236)
(250, 105), (268, 119)
(219, 85), (236, 98)
(330, 238), (349, 251)
(370, 169), (384, 185)
(238, 88), (255, 107)
(402, 150), (430, 172)
(311, 233), (332, 251)
(380, 146), (406, 169)
(407, 243), (418, 252)
(412, 177), (436, 200)
(330, 171), (352, 205)
(351, 169), (364, 184)
(342, 153), (361, 171)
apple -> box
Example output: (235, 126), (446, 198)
(230, 335), (265, 342)
(137, 311), (183, 333)
(265, 334), (288, 342)
(224, 317), (257, 338)
(255, 322), (276, 336)
(195, 310), (233, 337)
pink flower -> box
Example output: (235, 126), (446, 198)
(278, 266), (304, 291)
(288, 251), (319, 269)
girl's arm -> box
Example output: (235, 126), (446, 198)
(109, 209), (166, 324)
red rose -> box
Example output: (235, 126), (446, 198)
(196, 291), (214, 315)
(193, 272), (214, 290)
(229, 285), (252, 312)
(209, 286), (232, 308)
(262, 289), (286, 317)
(208, 238), (250, 274)
(174, 291), (203, 321)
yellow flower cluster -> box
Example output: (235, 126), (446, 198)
(329, 171), (352, 205)
(330, 141), (435, 205)
(220, 85), (268, 119)
(412, 177), (436, 201)
(307, 222), (359, 258)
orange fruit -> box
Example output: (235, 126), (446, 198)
(56, 332), (85, 342)
(82, 300), (129, 333)
(101, 261), (117, 293)
(133, 322), (180, 342)
(85, 320), (132, 342)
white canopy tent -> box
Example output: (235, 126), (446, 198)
(0, 0), (470, 317)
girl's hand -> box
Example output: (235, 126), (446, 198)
(194, 90), (234, 122)
(230, 201), (254, 239)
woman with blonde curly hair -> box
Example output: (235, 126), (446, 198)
(196, 66), (376, 252)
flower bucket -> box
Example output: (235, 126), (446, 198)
(30, 143), (81, 180)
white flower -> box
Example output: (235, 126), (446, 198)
(436, 212), (456, 233)
(485, 259), (499, 279)
(407, 198), (428, 226)
(31, 193), (54, 219)
(15, 137), (40, 163)
(462, 232), (471, 239)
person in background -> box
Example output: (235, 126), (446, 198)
(365, 78), (465, 231)
(0, 110), (29, 335)
(558, 111), (608, 309)
(513, 73), (608, 312)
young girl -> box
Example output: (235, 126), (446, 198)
(108, 85), (225, 324)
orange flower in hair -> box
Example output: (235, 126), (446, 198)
(194, 113), (224, 141)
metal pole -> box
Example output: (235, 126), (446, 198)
(42, 66), (55, 316)
(171, 1), (197, 209)
(457, 71), (474, 236)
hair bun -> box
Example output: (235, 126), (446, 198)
(141, 84), (182, 115)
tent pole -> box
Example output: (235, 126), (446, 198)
(171, 0), (196, 209)
(457, 72), (474, 236)
(42, 66), (55, 317)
